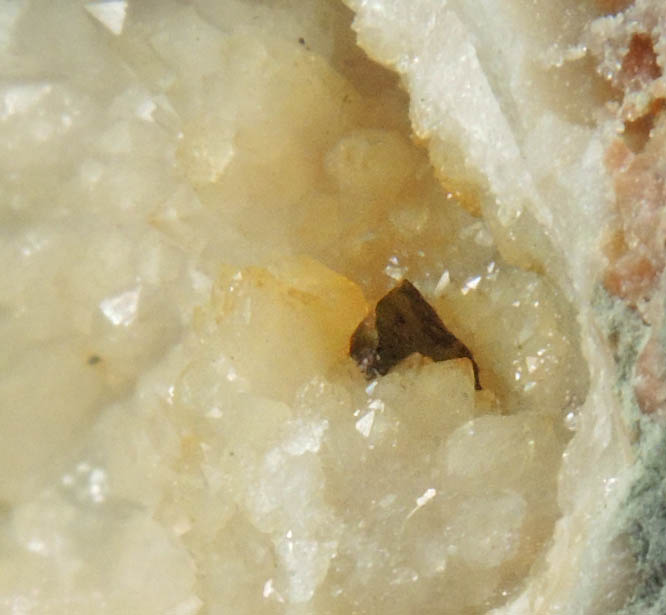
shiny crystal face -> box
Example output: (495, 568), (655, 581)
(0, 1), (589, 613)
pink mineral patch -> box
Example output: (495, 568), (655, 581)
(603, 137), (666, 307)
(618, 32), (662, 92)
(604, 114), (666, 416)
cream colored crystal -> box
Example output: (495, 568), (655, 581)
(0, 0), (639, 614)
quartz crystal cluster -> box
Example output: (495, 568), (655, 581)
(0, 0), (651, 614)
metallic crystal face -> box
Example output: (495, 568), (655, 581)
(350, 279), (481, 388)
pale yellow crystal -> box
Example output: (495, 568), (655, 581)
(0, 1), (598, 614)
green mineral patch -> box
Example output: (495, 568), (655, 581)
(617, 427), (666, 615)
(594, 286), (666, 615)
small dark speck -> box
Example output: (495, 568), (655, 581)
(87, 355), (102, 365)
(298, 37), (306, 46)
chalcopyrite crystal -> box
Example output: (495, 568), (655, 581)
(1, 1), (665, 614)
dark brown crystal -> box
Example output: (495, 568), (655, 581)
(350, 280), (481, 388)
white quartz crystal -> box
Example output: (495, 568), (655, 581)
(85, 1), (127, 36)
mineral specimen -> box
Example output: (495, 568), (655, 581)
(2, 0), (665, 614)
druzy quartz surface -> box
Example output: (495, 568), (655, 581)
(2, 1), (648, 614)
